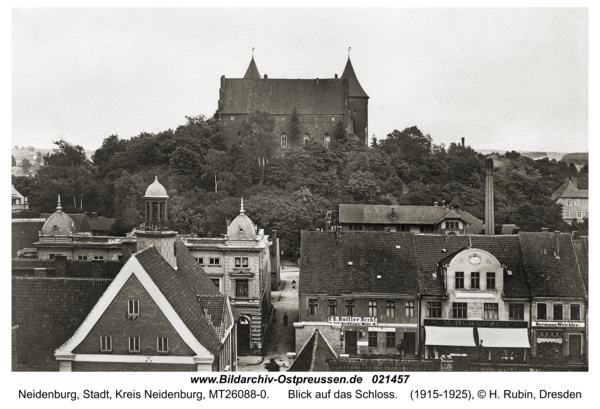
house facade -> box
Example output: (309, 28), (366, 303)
(336, 204), (483, 234)
(218, 56), (369, 146)
(551, 177), (589, 224)
(181, 200), (272, 356)
(296, 231), (420, 358)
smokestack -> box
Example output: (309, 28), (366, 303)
(264, 74), (268, 79)
(485, 158), (495, 235)
(461, 137), (465, 147)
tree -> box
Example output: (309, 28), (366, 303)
(20, 158), (32, 173)
(12, 155), (16, 167)
(289, 107), (301, 145)
(346, 171), (380, 202)
(333, 120), (346, 143)
(170, 146), (202, 176)
(203, 149), (228, 192)
(28, 146), (35, 152)
(238, 110), (278, 183)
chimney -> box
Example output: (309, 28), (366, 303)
(571, 177), (578, 187)
(434, 202), (438, 207)
(461, 137), (465, 147)
(442, 199), (446, 207)
(121, 240), (137, 265)
(316, 78), (320, 84)
(335, 74), (338, 79)
(264, 74), (268, 79)
(271, 230), (277, 255)
(484, 158), (495, 235)
(92, 212), (98, 220)
(541, 228), (549, 233)
(555, 231), (561, 258)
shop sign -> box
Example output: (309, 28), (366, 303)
(328, 316), (377, 325)
(424, 319), (527, 328)
(532, 321), (585, 328)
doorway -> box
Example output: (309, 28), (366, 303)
(404, 332), (416, 355)
(345, 331), (357, 354)
(237, 317), (250, 355)
(568, 334), (582, 358)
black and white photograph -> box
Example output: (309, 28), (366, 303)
(9, 4), (593, 407)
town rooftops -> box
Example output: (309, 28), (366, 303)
(519, 232), (587, 299)
(339, 204), (481, 226)
(299, 231), (420, 295)
(551, 178), (588, 201)
(288, 329), (336, 372)
(87, 216), (116, 233)
(12, 218), (46, 258)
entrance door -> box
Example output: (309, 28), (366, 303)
(345, 331), (357, 354)
(568, 334), (582, 358)
(404, 332), (415, 355)
(237, 317), (250, 356)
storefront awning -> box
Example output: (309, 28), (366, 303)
(477, 328), (530, 348)
(425, 326), (476, 347)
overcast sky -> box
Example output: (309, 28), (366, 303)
(12, 8), (588, 153)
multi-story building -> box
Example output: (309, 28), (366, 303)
(520, 232), (587, 365)
(333, 204), (483, 234)
(218, 56), (369, 146)
(296, 231), (421, 358)
(181, 200), (272, 356)
(551, 177), (588, 224)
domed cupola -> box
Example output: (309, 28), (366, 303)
(41, 195), (75, 236)
(227, 199), (257, 240)
(144, 174), (169, 227)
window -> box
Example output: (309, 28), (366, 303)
(537, 303), (547, 320)
(235, 257), (249, 268)
(566, 199), (572, 206)
(553, 304), (563, 320)
(129, 337), (140, 353)
(576, 211), (582, 219)
(209, 257), (220, 266)
(118, 255), (123, 261)
(196, 257), (204, 265)
(574, 199), (580, 206)
(386, 332), (395, 348)
(368, 331), (378, 347)
(230, 116), (234, 121)
(308, 299), (317, 315)
(564, 211), (570, 218)
(93, 255), (104, 261)
(446, 221), (459, 229)
(281, 134), (287, 147)
(453, 303), (467, 318)
(211, 278), (220, 290)
(455, 272), (464, 289)
(486, 272), (495, 289)
(386, 301), (395, 318)
(328, 299), (337, 316)
(570, 304), (580, 320)
(345, 300), (355, 316)
(236, 280), (248, 297)
(427, 302), (442, 318)
(157, 337), (169, 353)
(585, 211), (589, 218)
(77, 255), (88, 260)
(484, 303), (499, 320)
(128, 300), (139, 317)
(324, 135), (330, 148)
(348, 224), (363, 231)
(405, 301), (414, 318)
(100, 336), (112, 352)
(509, 303), (524, 320)
(471, 272), (480, 289)
(368, 300), (378, 317)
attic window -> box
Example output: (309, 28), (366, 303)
(377, 275), (381, 279)
(238, 226), (244, 234)
(100, 336), (112, 352)
(441, 249), (447, 253)
(348, 261), (353, 266)
(331, 117), (335, 121)
(231, 116), (235, 121)
(127, 300), (139, 318)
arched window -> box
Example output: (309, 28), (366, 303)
(304, 134), (309, 145)
(324, 134), (331, 148)
(281, 133), (287, 147)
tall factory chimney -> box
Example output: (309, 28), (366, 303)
(461, 137), (465, 147)
(485, 158), (495, 235)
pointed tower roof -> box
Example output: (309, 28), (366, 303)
(244, 57), (261, 79)
(342, 57), (369, 98)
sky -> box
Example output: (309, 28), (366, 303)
(12, 7), (589, 153)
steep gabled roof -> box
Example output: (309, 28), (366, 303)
(551, 179), (588, 201)
(414, 234), (470, 296)
(12, 277), (111, 370)
(519, 232), (587, 298)
(299, 231), (420, 295)
(12, 219), (45, 258)
(288, 329), (336, 372)
(342, 57), (369, 98)
(243, 56), (261, 79)
(470, 235), (530, 298)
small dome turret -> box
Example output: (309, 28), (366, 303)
(144, 174), (168, 198)
(41, 195), (75, 236)
(227, 198), (257, 240)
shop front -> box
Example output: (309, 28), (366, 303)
(532, 321), (585, 363)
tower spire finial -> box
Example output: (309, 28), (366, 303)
(57, 194), (62, 212)
(348, 47), (351, 58)
(252, 47), (254, 57)
(240, 198), (245, 214)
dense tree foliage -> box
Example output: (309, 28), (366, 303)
(12, 113), (586, 258)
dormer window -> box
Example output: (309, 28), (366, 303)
(128, 300), (139, 319)
(281, 133), (288, 147)
(446, 221), (459, 230)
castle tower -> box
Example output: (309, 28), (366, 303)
(136, 175), (177, 268)
(342, 57), (369, 145)
(244, 56), (261, 79)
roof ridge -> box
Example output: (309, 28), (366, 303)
(12, 218), (46, 222)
